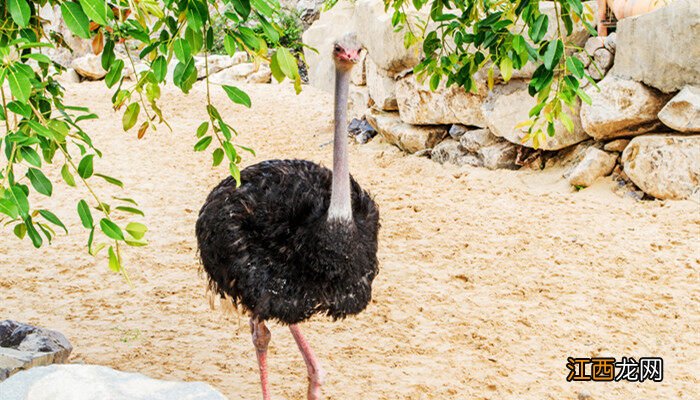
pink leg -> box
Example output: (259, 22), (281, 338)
(250, 318), (272, 400)
(289, 325), (325, 400)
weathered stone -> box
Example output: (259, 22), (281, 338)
(348, 118), (377, 144)
(395, 74), (486, 126)
(296, 0), (326, 29)
(480, 141), (519, 170)
(622, 134), (700, 200)
(365, 110), (447, 153)
(593, 47), (614, 71)
(246, 65), (272, 83)
(603, 139), (630, 152)
(604, 32), (617, 53)
(347, 85), (372, 120)
(458, 128), (499, 153)
(71, 54), (106, 80)
(302, 1), (356, 93)
(580, 76), (672, 140)
(56, 68), (80, 84)
(612, 0), (700, 93)
(584, 36), (605, 55)
(367, 61), (398, 111)
(575, 51), (592, 68)
(566, 147), (618, 187)
(350, 50), (367, 86)
(431, 139), (482, 167)
(0, 321), (72, 381)
(354, 0), (424, 74)
(208, 63), (256, 84)
(482, 81), (590, 150)
(0, 364), (227, 400)
(448, 124), (469, 139)
(194, 55), (238, 79)
(658, 86), (700, 133)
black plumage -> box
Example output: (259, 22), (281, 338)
(196, 159), (380, 325)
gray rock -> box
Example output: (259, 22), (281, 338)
(612, 0), (700, 93)
(580, 76), (672, 140)
(365, 110), (447, 153)
(431, 139), (482, 167)
(0, 321), (72, 381)
(622, 134), (700, 200)
(593, 47), (614, 72)
(347, 118), (377, 144)
(0, 364), (227, 400)
(566, 147), (618, 187)
(658, 86), (700, 133)
(459, 128), (499, 153)
(480, 141), (519, 170)
(604, 33), (617, 53)
(603, 139), (630, 152)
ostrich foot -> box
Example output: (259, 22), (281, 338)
(289, 325), (325, 400)
(251, 317), (272, 400)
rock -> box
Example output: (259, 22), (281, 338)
(481, 80), (589, 150)
(208, 63), (256, 84)
(231, 51), (248, 65)
(350, 50), (367, 86)
(604, 33), (617, 53)
(366, 61), (398, 111)
(431, 139), (482, 167)
(580, 76), (672, 140)
(0, 321), (72, 381)
(395, 74), (486, 126)
(0, 364), (227, 400)
(578, 390), (593, 400)
(612, 0), (700, 93)
(296, 0), (326, 29)
(603, 139), (630, 152)
(593, 47), (614, 72)
(354, 0), (423, 74)
(448, 124), (469, 139)
(566, 147), (618, 187)
(348, 118), (377, 144)
(194, 55), (238, 79)
(365, 110), (447, 153)
(584, 37), (605, 55)
(302, 1), (356, 93)
(458, 128), (499, 153)
(56, 68), (80, 84)
(480, 141), (519, 170)
(40, 5), (92, 67)
(658, 86), (700, 133)
(70, 54), (106, 80)
(622, 134), (700, 200)
(575, 51), (592, 68)
(246, 65), (272, 83)
(347, 85), (372, 119)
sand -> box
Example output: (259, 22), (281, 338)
(1, 81), (698, 399)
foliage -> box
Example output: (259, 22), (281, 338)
(211, 6), (304, 54)
(0, 0), (302, 278)
(386, 0), (598, 148)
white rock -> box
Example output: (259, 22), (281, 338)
(70, 54), (106, 80)
(481, 81), (590, 150)
(580, 76), (672, 140)
(246, 65), (272, 83)
(0, 364), (226, 400)
(208, 63), (256, 84)
(566, 147), (618, 187)
(593, 47), (614, 71)
(658, 86), (700, 133)
(604, 33), (617, 53)
(56, 68), (80, 84)
(366, 61), (398, 111)
(622, 134), (700, 200)
(603, 139), (630, 152)
(194, 55), (238, 79)
(612, 0), (700, 93)
(458, 128), (499, 153)
(350, 50), (367, 86)
(354, 0), (424, 74)
(584, 37), (605, 55)
(480, 141), (519, 170)
(395, 74), (486, 126)
(347, 85), (372, 120)
(365, 110), (447, 153)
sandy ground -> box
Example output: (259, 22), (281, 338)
(1, 81), (699, 400)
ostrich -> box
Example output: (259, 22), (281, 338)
(195, 33), (379, 400)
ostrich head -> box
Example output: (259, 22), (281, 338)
(332, 33), (362, 71)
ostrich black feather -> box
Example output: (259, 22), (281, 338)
(196, 159), (380, 325)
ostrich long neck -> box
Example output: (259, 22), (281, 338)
(327, 66), (352, 222)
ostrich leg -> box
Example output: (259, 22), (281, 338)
(251, 318), (272, 400)
(289, 325), (325, 400)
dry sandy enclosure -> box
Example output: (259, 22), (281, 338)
(1, 81), (699, 400)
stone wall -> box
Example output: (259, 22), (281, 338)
(304, 0), (700, 201)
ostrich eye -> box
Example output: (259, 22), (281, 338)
(333, 45), (341, 52)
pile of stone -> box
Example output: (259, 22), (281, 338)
(0, 320), (72, 381)
(304, 0), (699, 201)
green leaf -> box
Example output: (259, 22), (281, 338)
(275, 48), (298, 79)
(543, 39), (564, 70)
(100, 218), (124, 240)
(20, 146), (41, 167)
(566, 56), (585, 78)
(7, 68), (31, 103)
(113, 196), (138, 205)
(185, 27), (203, 53)
(269, 54), (285, 83)
(27, 168), (53, 196)
(9, 185), (29, 218)
(94, 173), (124, 188)
(222, 85), (252, 108)
(173, 58), (196, 93)
(78, 0), (111, 26)
(61, 164), (77, 187)
(196, 122), (209, 138)
(528, 14), (549, 43)
(25, 218), (43, 248)
(560, 112), (575, 134)
(223, 34), (237, 56)
(39, 209), (67, 233)
(108, 245), (121, 272)
(499, 57), (513, 82)
(78, 155), (94, 178)
(122, 102), (140, 131)
(233, 0), (251, 19)
(429, 74), (441, 91)
(0, 199), (19, 219)
(229, 162), (241, 186)
(212, 148), (224, 167)
(115, 206), (144, 216)
(102, 39), (115, 70)
(8, 0), (31, 27)
(173, 39), (191, 63)
(14, 223), (26, 239)
(77, 199), (94, 228)
(194, 136), (213, 151)
(152, 56), (167, 82)
(105, 59), (124, 88)
(61, 2), (91, 39)
(22, 53), (51, 64)
(125, 222), (147, 240)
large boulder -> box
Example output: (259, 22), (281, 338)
(481, 81), (589, 150)
(580, 76), (672, 140)
(354, 0), (423, 74)
(208, 63), (256, 84)
(612, 0), (700, 93)
(622, 134), (700, 200)
(302, 1), (357, 93)
(395, 74), (487, 126)
(70, 54), (107, 80)
(658, 86), (700, 133)
(365, 110), (446, 153)
(366, 61), (398, 111)
(0, 321), (72, 381)
(0, 364), (226, 400)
